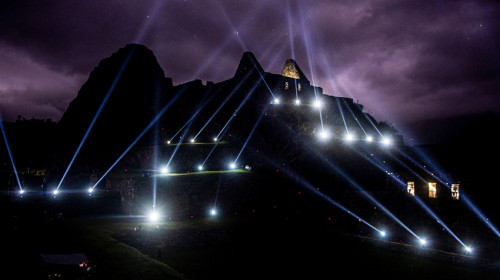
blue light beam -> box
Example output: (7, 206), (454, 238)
(215, 80), (262, 141)
(0, 115), (23, 191)
(357, 148), (470, 248)
(233, 104), (269, 164)
(191, 80), (247, 141)
(283, 119), (420, 239)
(336, 98), (349, 134)
(57, 46), (138, 191)
(342, 98), (367, 136)
(170, 87), (220, 143)
(397, 149), (500, 240)
(57, 1), (164, 191)
(91, 86), (184, 189)
(266, 157), (383, 235)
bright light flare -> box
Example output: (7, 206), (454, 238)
(273, 98), (280, 104)
(88, 188), (93, 194)
(229, 162), (236, 169)
(295, 99), (301, 106)
(318, 129), (330, 140)
(345, 133), (354, 141)
(210, 208), (217, 216)
(160, 167), (169, 174)
(418, 237), (427, 246)
(366, 136), (373, 142)
(213, 137), (218, 142)
(382, 137), (391, 146)
(379, 230), (386, 237)
(464, 245), (473, 253)
(190, 138), (195, 143)
(313, 99), (322, 108)
(148, 210), (160, 222)
(53, 189), (59, 196)
(198, 165), (203, 171)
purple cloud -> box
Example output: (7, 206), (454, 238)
(0, 0), (498, 144)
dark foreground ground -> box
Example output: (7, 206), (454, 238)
(126, 219), (500, 280)
(3, 195), (500, 280)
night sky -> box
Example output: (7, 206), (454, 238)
(0, 0), (499, 145)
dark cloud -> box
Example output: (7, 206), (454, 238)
(0, 0), (498, 144)
(0, 42), (84, 121)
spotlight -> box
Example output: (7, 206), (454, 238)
(366, 136), (373, 142)
(19, 189), (25, 195)
(167, 140), (171, 144)
(53, 189), (59, 196)
(380, 230), (386, 237)
(345, 133), (354, 141)
(273, 98), (280, 104)
(198, 165), (203, 171)
(318, 129), (330, 140)
(88, 188), (93, 194)
(190, 138), (195, 143)
(295, 99), (301, 105)
(210, 208), (217, 216)
(229, 163), (236, 169)
(382, 137), (391, 146)
(313, 99), (322, 108)
(418, 237), (427, 246)
(213, 137), (218, 142)
(160, 167), (169, 174)
(148, 210), (160, 222)
(464, 246), (473, 253)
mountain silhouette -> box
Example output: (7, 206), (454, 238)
(5, 43), (493, 227)
(42, 43), (408, 212)
(57, 44), (171, 165)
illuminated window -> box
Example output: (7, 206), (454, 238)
(428, 182), (437, 198)
(285, 82), (289, 90)
(407, 181), (415, 196)
(298, 83), (301, 91)
(451, 184), (459, 200)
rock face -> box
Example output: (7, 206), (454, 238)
(56, 44), (173, 171)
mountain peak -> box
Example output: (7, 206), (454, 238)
(57, 43), (171, 165)
(234, 52), (264, 77)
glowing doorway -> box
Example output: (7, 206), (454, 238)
(451, 184), (460, 200)
(407, 181), (415, 196)
(428, 182), (437, 198)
